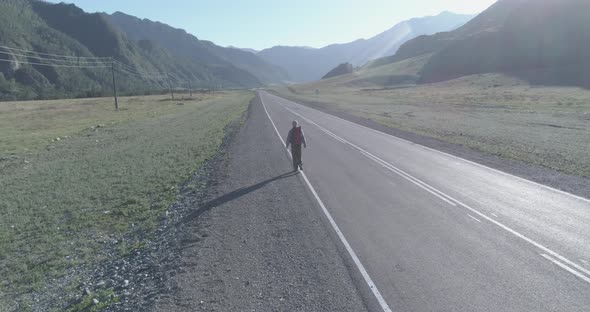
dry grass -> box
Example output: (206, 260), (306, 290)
(0, 91), (252, 307)
(273, 72), (590, 177)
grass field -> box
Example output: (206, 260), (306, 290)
(273, 71), (590, 177)
(0, 91), (252, 309)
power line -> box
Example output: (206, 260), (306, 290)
(113, 63), (159, 77)
(0, 45), (110, 61)
(111, 59), (136, 71)
(0, 46), (174, 80)
(0, 45), (184, 108)
(0, 50), (111, 66)
(113, 65), (167, 80)
(112, 61), (167, 79)
(111, 60), (167, 79)
(0, 57), (167, 79)
(167, 72), (182, 81)
(0, 58), (166, 79)
(0, 58), (111, 68)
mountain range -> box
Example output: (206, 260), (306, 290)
(3, 0), (587, 101)
(105, 12), (289, 86)
(0, 0), (286, 100)
(257, 11), (474, 82)
(378, 0), (590, 87)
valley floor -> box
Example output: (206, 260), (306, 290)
(4, 78), (589, 310)
(271, 74), (590, 198)
(1, 92), (368, 311)
(0, 92), (252, 311)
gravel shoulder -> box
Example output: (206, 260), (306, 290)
(152, 95), (368, 311)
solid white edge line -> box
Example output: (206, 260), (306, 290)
(265, 92), (590, 283)
(283, 105), (457, 207)
(260, 93), (393, 312)
(265, 92), (590, 204)
(541, 254), (590, 284)
(299, 172), (393, 312)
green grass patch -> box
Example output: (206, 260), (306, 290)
(0, 91), (252, 306)
(65, 288), (118, 312)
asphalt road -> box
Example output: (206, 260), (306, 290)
(153, 97), (367, 312)
(259, 90), (590, 312)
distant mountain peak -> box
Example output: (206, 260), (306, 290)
(106, 12), (289, 84)
(258, 12), (475, 82)
(227, 46), (259, 54)
(388, 0), (590, 87)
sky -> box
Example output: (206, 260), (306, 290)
(48, 0), (497, 50)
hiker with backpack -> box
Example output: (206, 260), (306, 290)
(286, 120), (307, 171)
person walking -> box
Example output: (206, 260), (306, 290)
(286, 120), (307, 171)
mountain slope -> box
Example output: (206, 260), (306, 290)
(0, 0), (265, 101)
(106, 12), (289, 85)
(390, 0), (590, 87)
(0, 0), (116, 100)
(257, 12), (474, 82)
(322, 63), (353, 79)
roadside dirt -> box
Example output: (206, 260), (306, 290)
(151, 96), (367, 311)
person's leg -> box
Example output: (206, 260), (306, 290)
(293, 144), (301, 171)
(291, 145), (299, 171)
(295, 144), (302, 169)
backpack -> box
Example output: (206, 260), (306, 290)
(293, 127), (301, 145)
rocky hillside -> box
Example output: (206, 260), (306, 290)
(257, 12), (474, 82)
(106, 12), (289, 85)
(322, 63), (353, 79)
(0, 0), (285, 101)
(389, 0), (590, 87)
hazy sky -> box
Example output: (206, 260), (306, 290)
(48, 0), (496, 50)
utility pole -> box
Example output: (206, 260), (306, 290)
(188, 80), (192, 98)
(167, 74), (174, 100)
(111, 60), (118, 110)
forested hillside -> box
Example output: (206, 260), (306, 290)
(0, 0), (284, 101)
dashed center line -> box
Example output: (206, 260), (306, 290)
(468, 214), (482, 223)
(260, 94), (393, 312)
(265, 93), (590, 286)
(283, 106), (458, 206)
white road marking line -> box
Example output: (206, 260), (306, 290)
(490, 213), (499, 218)
(449, 195), (590, 279)
(321, 128), (348, 144)
(452, 188), (487, 207)
(357, 149), (457, 206)
(468, 214), (482, 223)
(284, 105), (457, 206)
(262, 92), (590, 284)
(265, 92), (590, 204)
(260, 94), (393, 312)
(541, 254), (590, 284)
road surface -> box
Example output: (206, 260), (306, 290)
(153, 99), (368, 312)
(259, 91), (590, 312)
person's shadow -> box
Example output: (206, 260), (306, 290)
(182, 171), (299, 224)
